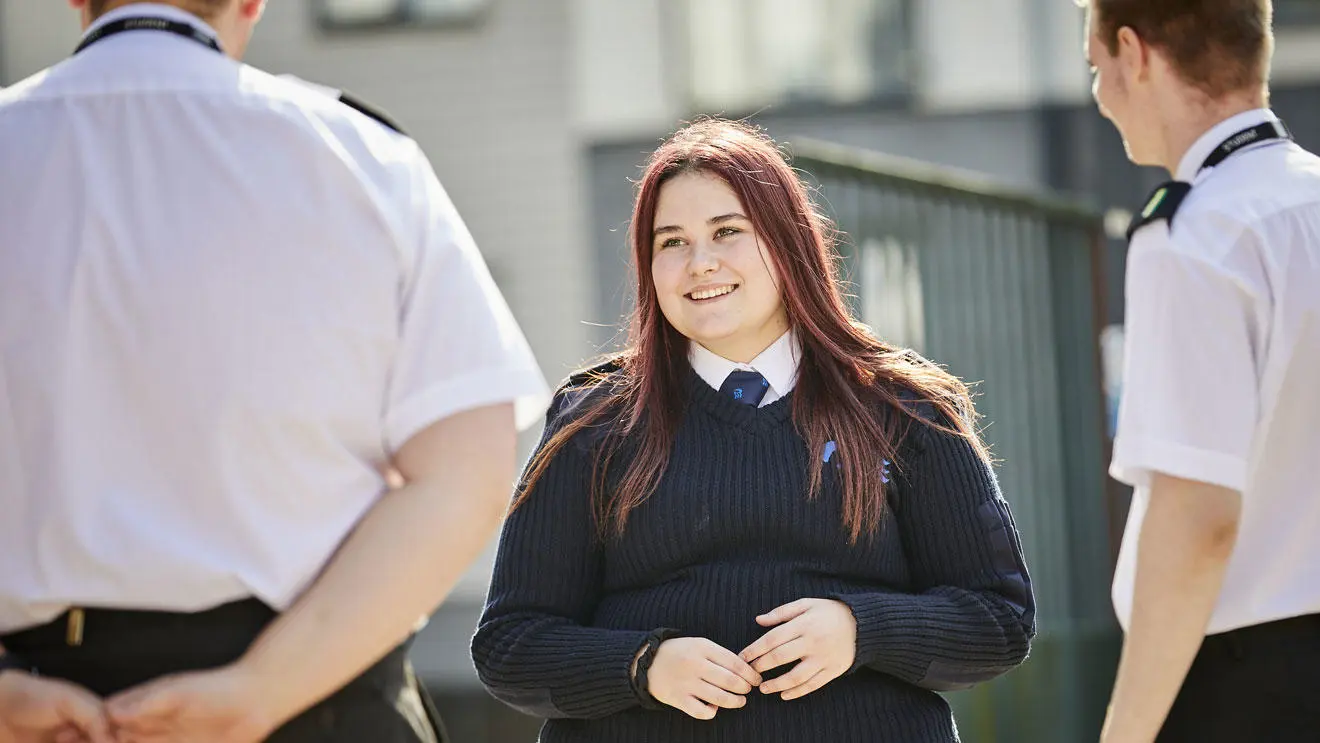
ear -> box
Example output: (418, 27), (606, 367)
(1115, 26), (1151, 82)
(239, 0), (266, 21)
(68, 0), (88, 10)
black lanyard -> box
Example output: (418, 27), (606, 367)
(1198, 119), (1291, 173)
(74, 17), (222, 56)
(1126, 117), (1293, 241)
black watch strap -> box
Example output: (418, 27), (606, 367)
(630, 628), (681, 710)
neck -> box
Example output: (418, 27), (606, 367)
(1159, 90), (1267, 175)
(94, 0), (212, 22)
(87, 0), (248, 60)
(700, 341), (768, 365)
(699, 327), (788, 365)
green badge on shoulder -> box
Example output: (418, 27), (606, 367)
(1127, 181), (1193, 242)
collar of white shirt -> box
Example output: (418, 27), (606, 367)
(688, 331), (800, 403)
(1175, 108), (1282, 183)
(84, 2), (221, 45)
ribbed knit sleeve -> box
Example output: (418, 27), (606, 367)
(470, 390), (651, 719)
(832, 422), (1036, 691)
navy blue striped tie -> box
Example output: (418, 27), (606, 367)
(719, 370), (770, 407)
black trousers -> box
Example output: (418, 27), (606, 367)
(1158, 613), (1320, 742)
(0, 599), (448, 743)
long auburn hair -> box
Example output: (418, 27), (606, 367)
(515, 118), (988, 543)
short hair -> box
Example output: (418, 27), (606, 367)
(89, 0), (232, 21)
(1089, 0), (1273, 99)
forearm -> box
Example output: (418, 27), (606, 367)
(0, 640), (18, 694)
(874, 421), (1035, 689)
(1102, 476), (1239, 743)
(835, 587), (1033, 690)
(0, 642), (27, 675)
(0, 667), (15, 743)
(472, 615), (649, 719)
(238, 472), (506, 722)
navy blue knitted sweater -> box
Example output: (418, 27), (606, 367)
(472, 365), (1035, 742)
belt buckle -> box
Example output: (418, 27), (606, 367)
(65, 608), (85, 647)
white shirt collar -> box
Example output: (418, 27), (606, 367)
(85, 2), (221, 46)
(1175, 108), (1281, 182)
(688, 330), (800, 398)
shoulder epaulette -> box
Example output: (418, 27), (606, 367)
(337, 91), (408, 137)
(547, 356), (627, 430)
(277, 74), (411, 138)
(1126, 181), (1192, 242)
(564, 356), (626, 390)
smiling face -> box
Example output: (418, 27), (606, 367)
(649, 170), (790, 363)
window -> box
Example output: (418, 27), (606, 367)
(1276, 0), (1320, 25)
(318, 0), (487, 28)
(859, 236), (926, 352)
(683, 0), (913, 112)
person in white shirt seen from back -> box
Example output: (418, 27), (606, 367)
(0, 1), (549, 741)
(1083, 1), (1320, 741)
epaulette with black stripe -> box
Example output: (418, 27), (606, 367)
(337, 91), (408, 137)
(1126, 181), (1192, 242)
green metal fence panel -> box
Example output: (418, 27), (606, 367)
(792, 139), (1119, 743)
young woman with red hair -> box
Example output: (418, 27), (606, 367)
(472, 119), (1035, 742)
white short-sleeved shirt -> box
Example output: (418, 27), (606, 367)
(0, 4), (550, 633)
(1110, 109), (1320, 635)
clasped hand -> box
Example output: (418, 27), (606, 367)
(0, 664), (281, 743)
(644, 598), (857, 720)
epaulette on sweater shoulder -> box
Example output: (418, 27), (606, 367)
(547, 357), (627, 427)
(563, 357), (625, 391)
(895, 388), (937, 421)
(883, 351), (943, 421)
